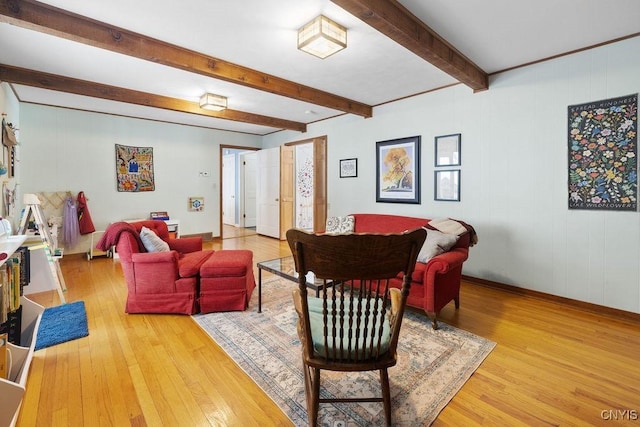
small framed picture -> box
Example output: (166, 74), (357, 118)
(188, 196), (204, 211)
(434, 170), (460, 201)
(339, 158), (358, 178)
(435, 133), (461, 167)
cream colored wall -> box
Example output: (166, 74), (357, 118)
(264, 36), (640, 315)
(17, 105), (261, 254)
(5, 37), (640, 314)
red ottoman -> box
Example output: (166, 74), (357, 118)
(199, 250), (256, 313)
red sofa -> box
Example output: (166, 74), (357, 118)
(349, 213), (473, 329)
(106, 220), (214, 314)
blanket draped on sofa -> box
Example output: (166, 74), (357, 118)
(428, 218), (478, 246)
(96, 221), (145, 252)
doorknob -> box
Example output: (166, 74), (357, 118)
(275, 198), (279, 201)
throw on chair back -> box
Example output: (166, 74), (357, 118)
(286, 227), (426, 427)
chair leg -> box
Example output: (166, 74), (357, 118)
(303, 362), (321, 427)
(380, 368), (391, 426)
(427, 311), (439, 330)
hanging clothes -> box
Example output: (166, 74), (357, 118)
(63, 195), (81, 248)
(77, 191), (96, 235)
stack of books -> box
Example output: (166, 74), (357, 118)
(0, 248), (28, 345)
(150, 211), (170, 221)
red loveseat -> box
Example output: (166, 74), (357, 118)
(105, 220), (213, 314)
(349, 213), (473, 329)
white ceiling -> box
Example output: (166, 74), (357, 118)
(1, 0), (639, 135)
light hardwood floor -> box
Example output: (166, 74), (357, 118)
(20, 235), (640, 426)
(222, 224), (257, 240)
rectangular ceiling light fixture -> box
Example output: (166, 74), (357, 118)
(298, 15), (347, 59)
(199, 93), (228, 111)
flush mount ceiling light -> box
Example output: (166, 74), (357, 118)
(199, 93), (228, 111)
(297, 15), (347, 59)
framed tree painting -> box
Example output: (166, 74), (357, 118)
(376, 136), (421, 204)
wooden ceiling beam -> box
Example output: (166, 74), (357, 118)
(331, 0), (488, 92)
(0, 0), (372, 118)
(0, 64), (307, 132)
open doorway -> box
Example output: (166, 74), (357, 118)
(220, 145), (259, 239)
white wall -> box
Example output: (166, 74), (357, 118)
(264, 36), (640, 314)
(4, 37), (639, 314)
(18, 105), (261, 253)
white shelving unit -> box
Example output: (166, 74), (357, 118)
(163, 219), (180, 238)
(0, 234), (45, 427)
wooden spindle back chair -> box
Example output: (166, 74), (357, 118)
(286, 227), (426, 426)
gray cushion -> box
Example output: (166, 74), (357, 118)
(139, 226), (170, 252)
(417, 227), (459, 262)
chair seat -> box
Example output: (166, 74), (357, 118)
(307, 296), (391, 360)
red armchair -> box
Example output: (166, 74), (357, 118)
(102, 220), (213, 314)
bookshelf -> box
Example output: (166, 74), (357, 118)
(0, 234), (45, 427)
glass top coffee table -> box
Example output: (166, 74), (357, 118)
(256, 256), (333, 313)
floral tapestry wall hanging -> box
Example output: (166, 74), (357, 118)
(115, 144), (155, 192)
(568, 94), (637, 211)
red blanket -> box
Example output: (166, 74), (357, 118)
(96, 222), (145, 252)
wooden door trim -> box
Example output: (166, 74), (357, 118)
(282, 136), (328, 235)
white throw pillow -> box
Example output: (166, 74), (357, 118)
(139, 226), (170, 252)
(325, 215), (355, 234)
(417, 227), (459, 263)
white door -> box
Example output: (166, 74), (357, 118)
(222, 153), (236, 226)
(256, 147), (280, 238)
(241, 151), (257, 228)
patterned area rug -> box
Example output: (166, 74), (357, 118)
(193, 278), (495, 426)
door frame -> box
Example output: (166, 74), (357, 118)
(219, 137), (326, 240)
(219, 145), (259, 240)
(281, 136), (327, 238)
